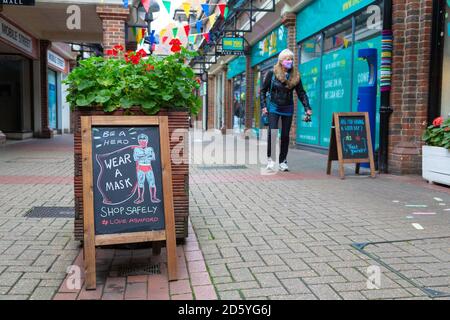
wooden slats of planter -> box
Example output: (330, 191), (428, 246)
(73, 108), (190, 242)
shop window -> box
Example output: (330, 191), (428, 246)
(300, 34), (322, 64)
(323, 18), (353, 54)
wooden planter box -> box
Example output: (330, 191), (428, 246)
(422, 145), (450, 186)
(73, 107), (190, 242)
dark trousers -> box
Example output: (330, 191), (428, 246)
(267, 113), (293, 163)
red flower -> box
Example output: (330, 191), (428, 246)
(196, 78), (201, 84)
(106, 49), (117, 56)
(145, 64), (155, 71)
(445, 127), (450, 132)
(113, 44), (124, 52)
(433, 117), (444, 127)
(136, 49), (148, 58)
(131, 55), (141, 65)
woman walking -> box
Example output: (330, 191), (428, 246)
(261, 49), (313, 172)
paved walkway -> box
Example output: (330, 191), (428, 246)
(189, 135), (450, 300)
(1, 134), (449, 300)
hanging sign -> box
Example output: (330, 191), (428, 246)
(81, 116), (178, 290)
(222, 37), (245, 55)
(327, 112), (376, 179)
(1, 0), (35, 5)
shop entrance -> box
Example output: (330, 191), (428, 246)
(0, 57), (22, 133)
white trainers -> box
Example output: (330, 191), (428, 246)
(279, 161), (289, 172)
(266, 158), (276, 171)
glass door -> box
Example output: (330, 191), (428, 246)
(48, 70), (57, 129)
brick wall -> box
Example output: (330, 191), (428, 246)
(389, 0), (433, 174)
(39, 40), (53, 139)
(281, 12), (299, 145)
(96, 5), (129, 52)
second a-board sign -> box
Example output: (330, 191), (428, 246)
(81, 116), (177, 290)
(327, 112), (376, 179)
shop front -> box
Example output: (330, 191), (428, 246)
(296, 0), (384, 150)
(47, 48), (70, 134)
(227, 56), (247, 133)
(0, 15), (38, 140)
(250, 24), (288, 134)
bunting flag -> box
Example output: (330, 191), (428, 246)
(203, 32), (210, 43)
(184, 24), (191, 36)
(159, 28), (167, 40)
(182, 2), (191, 18)
(224, 6), (229, 19)
(123, 0), (129, 8)
(343, 38), (349, 48)
(172, 27), (178, 38)
(188, 35), (196, 44)
(141, 0), (150, 12)
(218, 4), (226, 17)
(196, 20), (202, 34)
(201, 4), (210, 16)
(209, 14), (216, 27)
(131, 26), (137, 37)
(162, 36), (169, 44)
(136, 28), (145, 44)
(162, 0), (171, 14)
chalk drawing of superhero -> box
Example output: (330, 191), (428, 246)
(133, 133), (161, 204)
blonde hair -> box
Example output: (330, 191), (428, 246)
(278, 49), (295, 62)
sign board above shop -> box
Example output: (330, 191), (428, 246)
(1, 0), (35, 5)
(0, 16), (37, 58)
(47, 50), (68, 74)
(251, 25), (287, 67)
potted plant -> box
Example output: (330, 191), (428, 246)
(422, 116), (450, 186)
(64, 45), (201, 242)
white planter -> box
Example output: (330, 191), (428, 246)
(422, 145), (450, 186)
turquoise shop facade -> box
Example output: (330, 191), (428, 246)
(296, 0), (384, 149)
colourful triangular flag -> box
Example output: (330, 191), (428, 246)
(203, 32), (210, 43)
(182, 2), (191, 18)
(159, 28), (167, 40)
(218, 4), (226, 18)
(172, 27), (178, 38)
(209, 14), (216, 27)
(162, 36), (168, 44)
(162, 0), (171, 14)
(224, 6), (229, 19)
(141, 0), (150, 12)
(184, 24), (190, 37)
(201, 4), (209, 16)
(188, 35), (195, 44)
(131, 26), (137, 37)
(196, 20), (202, 34)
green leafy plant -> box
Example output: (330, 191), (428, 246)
(64, 45), (201, 115)
(422, 116), (450, 149)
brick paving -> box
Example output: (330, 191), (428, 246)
(189, 135), (450, 300)
(0, 136), (77, 300)
(1, 134), (450, 300)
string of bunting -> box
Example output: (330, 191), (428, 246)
(380, 30), (393, 92)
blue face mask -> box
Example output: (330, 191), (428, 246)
(282, 60), (293, 69)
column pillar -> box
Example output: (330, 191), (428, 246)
(281, 12), (298, 145)
(96, 5), (130, 53)
(39, 40), (52, 139)
(207, 75), (215, 130)
(389, 0), (433, 174)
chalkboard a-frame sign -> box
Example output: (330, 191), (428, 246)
(81, 116), (177, 290)
(327, 112), (376, 179)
